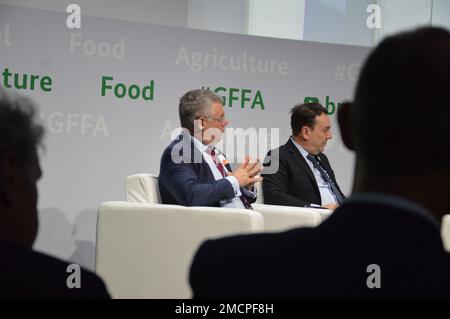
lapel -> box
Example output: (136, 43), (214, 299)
(286, 139), (320, 194)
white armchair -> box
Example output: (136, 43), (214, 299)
(126, 173), (161, 204)
(125, 173), (334, 231)
(95, 201), (264, 298)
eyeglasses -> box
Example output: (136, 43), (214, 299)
(205, 115), (227, 124)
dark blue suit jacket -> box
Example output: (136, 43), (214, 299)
(159, 133), (256, 207)
(262, 139), (345, 207)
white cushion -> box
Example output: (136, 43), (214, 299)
(252, 203), (332, 232)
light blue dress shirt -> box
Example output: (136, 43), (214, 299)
(290, 138), (338, 206)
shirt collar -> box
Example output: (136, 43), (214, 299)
(191, 135), (209, 153)
(290, 137), (310, 159)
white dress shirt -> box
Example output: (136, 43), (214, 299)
(191, 136), (247, 209)
(291, 138), (338, 206)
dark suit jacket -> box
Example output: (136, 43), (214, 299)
(189, 196), (450, 298)
(159, 132), (256, 207)
(262, 139), (344, 207)
(0, 240), (110, 299)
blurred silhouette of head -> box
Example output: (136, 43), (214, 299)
(338, 27), (450, 218)
(0, 91), (44, 248)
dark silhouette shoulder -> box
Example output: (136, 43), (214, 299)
(0, 240), (110, 299)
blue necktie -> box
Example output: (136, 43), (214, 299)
(306, 154), (344, 205)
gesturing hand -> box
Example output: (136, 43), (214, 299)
(229, 156), (263, 188)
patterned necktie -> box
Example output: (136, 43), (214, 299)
(208, 147), (253, 210)
(306, 154), (344, 205)
(208, 147), (226, 177)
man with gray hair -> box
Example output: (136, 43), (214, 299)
(0, 91), (110, 298)
(159, 89), (261, 208)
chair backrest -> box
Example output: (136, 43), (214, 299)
(96, 201), (264, 298)
(442, 214), (450, 252)
(255, 181), (264, 204)
(252, 203), (330, 232)
(126, 174), (161, 204)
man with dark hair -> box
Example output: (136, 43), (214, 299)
(159, 89), (261, 208)
(0, 92), (110, 299)
(189, 27), (450, 298)
(262, 102), (344, 209)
